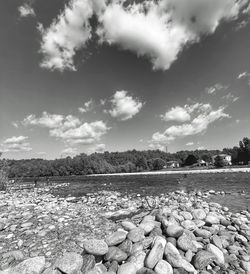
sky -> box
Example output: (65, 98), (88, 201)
(0, 0), (250, 160)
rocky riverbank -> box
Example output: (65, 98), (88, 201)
(0, 187), (249, 273)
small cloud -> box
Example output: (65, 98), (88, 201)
(161, 106), (191, 122)
(18, 3), (35, 18)
(100, 99), (106, 106)
(205, 83), (227, 94)
(37, 151), (46, 156)
(88, 143), (106, 154)
(186, 142), (194, 146)
(12, 121), (19, 128)
(222, 92), (239, 103)
(197, 146), (205, 150)
(1, 136), (32, 153)
(236, 119), (240, 124)
(78, 99), (94, 113)
(237, 71), (249, 79)
(108, 90), (144, 121)
(61, 147), (77, 157)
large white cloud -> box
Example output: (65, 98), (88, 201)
(38, 0), (245, 71)
(108, 90), (143, 121)
(150, 103), (229, 150)
(1, 136), (32, 153)
(22, 112), (109, 146)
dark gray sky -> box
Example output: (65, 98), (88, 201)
(0, 0), (250, 159)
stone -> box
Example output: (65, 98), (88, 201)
(0, 256), (45, 274)
(145, 236), (166, 269)
(154, 260), (173, 274)
(166, 237), (176, 247)
(104, 246), (128, 263)
(117, 262), (137, 274)
(136, 267), (156, 274)
(240, 261), (250, 273)
(86, 264), (107, 274)
(127, 228), (145, 243)
(194, 229), (211, 239)
(118, 239), (133, 254)
(180, 211), (193, 220)
(81, 254), (96, 273)
(121, 221), (137, 231)
(134, 251), (146, 270)
(108, 261), (118, 274)
(54, 252), (83, 274)
(166, 225), (184, 238)
(164, 243), (196, 273)
(131, 242), (144, 255)
(106, 231), (127, 246)
(192, 209), (206, 220)
(181, 220), (197, 231)
(0, 222), (5, 231)
(177, 233), (197, 252)
(207, 244), (224, 264)
(205, 214), (220, 225)
(83, 239), (109, 256)
(139, 221), (155, 235)
(193, 251), (217, 270)
(211, 235), (223, 249)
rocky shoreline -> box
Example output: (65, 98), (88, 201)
(0, 187), (249, 274)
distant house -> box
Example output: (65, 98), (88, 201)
(197, 159), (208, 167)
(212, 154), (232, 165)
(165, 161), (180, 168)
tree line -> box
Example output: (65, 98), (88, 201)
(1, 137), (249, 178)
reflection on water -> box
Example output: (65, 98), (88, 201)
(26, 172), (249, 213)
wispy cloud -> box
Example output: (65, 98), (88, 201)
(108, 90), (144, 121)
(1, 136), (32, 153)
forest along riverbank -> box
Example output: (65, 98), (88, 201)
(0, 186), (250, 273)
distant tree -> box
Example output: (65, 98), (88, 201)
(135, 157), (148, 171)
(214, 155), (227, 168)
(184, 154), (198, 166)
(152, 158), (166, 170)
(238, 137), (250, 165)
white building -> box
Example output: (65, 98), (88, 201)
(212, 154), (232, 165)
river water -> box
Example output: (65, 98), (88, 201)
(46, 172), (250, 213)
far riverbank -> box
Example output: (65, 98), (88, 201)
(89, 167), (250, 177)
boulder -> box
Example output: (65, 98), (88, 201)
(0, 256), (46, 274)
(127, 228), (145, 243)
(207, 244), (224, 264)
(81, 254), (96, 273)
(166, 225), (184, 238)
(193, 250), (217, 270)
(154, 260), (173, 274)
(104, 247), (128, 263)
(106, 231), (127, 246)
(121, 221), (137, 231)
(117, 262), (137, 274)
(83, 239), (109, 256)
(54, 253), (83, 274)
(192, 209), (206, 220)
(145, 236), (166, 269)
